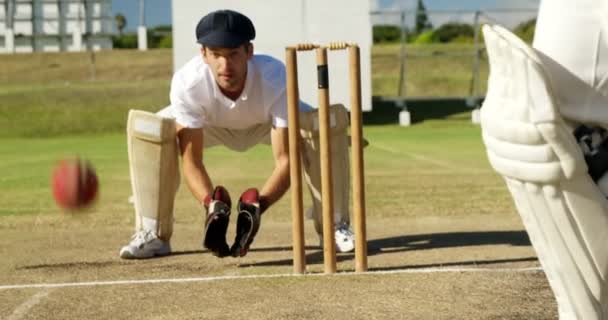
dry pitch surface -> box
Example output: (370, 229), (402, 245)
(0, 125), (557, 319)
(1, 214), (554, 320)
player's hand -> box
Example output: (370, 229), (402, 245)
(203, 186), (232, 257)
(230, 188), (262, 257)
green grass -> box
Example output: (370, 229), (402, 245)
(0, 46), (486, 138)
(0, 47), (509, 218)
(0, 47), (509, 219)
(0, 117), (514, 221)
(0, 80), (169, 137)
(372, 42), (488, 97)
(0, 49), (173, 138)
(0, 49), (172, 85)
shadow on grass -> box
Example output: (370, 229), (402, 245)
(364, 96), (481, 125)
(17, 231), (531, 270)
(170, 246), (320, 257)
(368, 257), (538, 272)
(237, 230), (532, 268)
(18, 261), (124, 270)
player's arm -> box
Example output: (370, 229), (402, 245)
(176, 124), (213, 204)
(259, 125), (290, 211)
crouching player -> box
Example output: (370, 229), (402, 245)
(119, 9), (357, 259)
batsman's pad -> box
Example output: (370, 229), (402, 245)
(532, 0), (608, 128)
(230, 188), (262, 257)
(299, 104), (350, 235)
(481, 25), (608, 320)
(128, 110), (179, 241)
(203, 185), (232, 258)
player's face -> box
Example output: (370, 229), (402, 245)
(202, 44), (253, 97)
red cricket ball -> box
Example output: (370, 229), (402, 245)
(51, 158), (99, 210)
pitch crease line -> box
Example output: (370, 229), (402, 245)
(6, 289), (52, 320)
(0, 266), (542, 290)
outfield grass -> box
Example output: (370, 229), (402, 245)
(0, 45), (487, 138)
(0, 49), (172, 84)
(372, 43), (488, 97)
(0, 116), (513, 219)
(0, 47), (506, 219)
(0, 49), (172, 138)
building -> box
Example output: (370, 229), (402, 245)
(172, 0), (373, 111)
(0, 0), (113, 53)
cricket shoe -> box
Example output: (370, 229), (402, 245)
(319, 223), (355, 253)
(119, 229), (171, 259)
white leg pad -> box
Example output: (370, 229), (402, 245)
(128, 110), (179, 241)
(481, 25), (608, 320)
(299, 104), (350, 235)
(533, 0), (608, 127)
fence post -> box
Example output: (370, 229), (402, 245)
(138, 0), (148, 50)
(469, 10), (482, 106)
(397, 10), (407, 97)
(5, 0), (15, 53)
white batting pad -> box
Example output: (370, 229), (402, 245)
(127, 110), (179, 241)
(481, 24), (608, 320)
(532, 0), (608, 127)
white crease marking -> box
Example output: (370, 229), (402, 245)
(0, 266), (542, 291)
(6, 289), (52, 320)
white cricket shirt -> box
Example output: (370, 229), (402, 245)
(168, 54), (288, 129)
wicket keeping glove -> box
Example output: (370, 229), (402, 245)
(230, 188), (263, 257)
(203, 185), (232, 258)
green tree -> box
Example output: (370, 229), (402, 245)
(112, 34), (137, 48)
(372, 25), (402, 43)
(115, 14), (127, 36)
(513, 18), (536, 44)
(434, 23), (474, 43)
(147, 25), (173, 48)
(158, 36), (172, 48)
(152, 25), (172, 34)
(415, 0), (433, 34)
(412, 30), (437, 44)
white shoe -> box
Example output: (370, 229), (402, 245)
(334, 223), (355, 253)
(318, 223), (355, 253)
(119, 229), (171, 259)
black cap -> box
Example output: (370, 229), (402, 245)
(195, 10), (256, 48)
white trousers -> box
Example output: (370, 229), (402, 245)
(155, 104), (350, 235)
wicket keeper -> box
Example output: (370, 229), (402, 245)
(119, 9), (356, 259)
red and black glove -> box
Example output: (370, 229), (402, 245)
(230, 188), (264, 257)
(203, 186), (231, 258)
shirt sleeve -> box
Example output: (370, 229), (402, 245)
(169, 73), (206, 128)
(269, 90), (288, 128)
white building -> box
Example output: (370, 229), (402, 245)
(0, 0), (113, 53)
(172, 0), (373, 111)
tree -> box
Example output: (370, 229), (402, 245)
(434, 23), (474, 43)
(415, 0), (433, 34)
(372, 25), (402, 43)
(115, 14), (127, 36)
(513, 18), (536, 44)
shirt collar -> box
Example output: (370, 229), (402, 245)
(212, 60), (254, 108)
(239, 60), (254, 101)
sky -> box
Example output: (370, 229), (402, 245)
(111, 0), (540, 32)
(373, 0), (539, 11)
(111, 0), (172, 32)
(371, 0), (540, 28)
